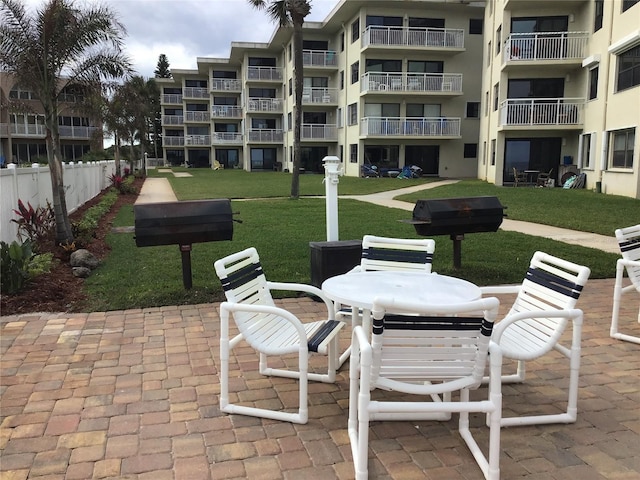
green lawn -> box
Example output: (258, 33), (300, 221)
(80, 169), (632, 311)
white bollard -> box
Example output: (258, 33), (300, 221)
(322, 156), (342, 242)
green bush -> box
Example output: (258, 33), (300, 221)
(71, 189), (119, 248)
(1, 240), (34, 294)
(27, 252), (55, 277)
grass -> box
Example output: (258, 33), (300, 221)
(81, 169), (627, 311)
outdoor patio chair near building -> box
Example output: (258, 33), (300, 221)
(348, 296), (503, 480)
(610, 224), (640, 344)
(481, 251), (591, 426)
(513, 167), (527, 187)
(214, 247), (344, 424)
(536, 168), (554, 187)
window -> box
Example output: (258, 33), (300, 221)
(466, 102), (480, 118)
(337, 107), (343, 128)
(610, 128), (635, 168)
(464, 144), (478, 158)
(490, 139), (496, 166)
(365, 103), (401, 117)
(493, 83), (499, 111)
(469, 18), (483, 35)
(588, 67), (599, 100)
(617, 45), (640, 91)
(302, 40), (328, 50)
(350, 143), (358, 163)
(366, 59), (402, 72)
(579, 133), (595, 169)
(213, 70), (237, 79)
(594, 0), (604, 31)
(249, 57), (276, 67)
(496, 26), (501, 55)
(408, 17), (444, 28)
(352, 18), (360, 42)
(351, 61), (359, 84)
(407, 60), (443, 73)
(340, 70), (344, 89)
(348, 103), (358, 125)
(483, 141), (487, 165)
(623, 0), (639, 12)
(289, 79), (292, 96)
(288, 112), (292, 131)
(485, 91), (489, 115)
(250, 148), (277, 170)
(340, 32), (345, 51)
(366, 15), (403, 27)
(487, 41), (492, 66)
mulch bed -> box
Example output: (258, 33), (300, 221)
(1, 177), (144, 316)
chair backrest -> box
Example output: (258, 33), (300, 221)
(369, 297), (500, 395)
(360, 235), (435, 273)
(615, 224), (640, 289)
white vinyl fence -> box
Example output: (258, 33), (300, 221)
(0, 161), (120, 244)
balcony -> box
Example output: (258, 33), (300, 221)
(504, 32), (589, 65)
(301, 124), (338, 141)
(185, 135), (211, 146)
(0, 123), (8, 136)
(163, 136), (185, 146)
(360, 117), (461, 138)
(212, 132), (243, 145)
(302, 50), (338, 68)
(362, 25), (464, 51)
(162, 115), (184, 125)
(210, 79), (242, 92)
(184, 111), (210, 123)
(246, 66), (283, 82)
(246, 97), (283, 113)
(59, 93), (84, 103)
(499, 98), (584, 129)
(361, 72), (463, 94)
(162, 94), (183, 104)
(10, 124), (46, 137)
(302, 88), (338, 105)
(211, 105), (243, 118)
(247, 129), (284, 143)
(182, 87), (209, 99)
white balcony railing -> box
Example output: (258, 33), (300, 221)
(211, 105), (243, 118)
(361, 72), (463, 94)
(162, 115), (184, 125)
(302, 50), (338, 68)
(185, 135), (211, 146)
(360, 117), (461, 137)
(163, 136), (185, 146)
(212, 132), (243, 144)
(247, 66), (283, 82)
(60, 126), (99, 139)
(0, 123), (8, 136)
(10, 123), (98, 139)
(247, 97), (283, 113)
(362, 25), (464, 49)
(499, 98), (584, 126)
(301, 124), (338, 141)
(302, 88), (338, 104)
(504, 32), (589, 62)
(10, 124), (46, 136)
(162, 94), (183, 104)
(185, 111), (210, 122)
(247, 129), (284, 143)
(182, 87), (209, 99)
(210, 79), (242, 92)
(58, 93), (84, 103)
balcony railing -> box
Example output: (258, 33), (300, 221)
(361, 72), (463, 94)
(162, 115), (184, 125)
(504, 32), (589, 62)
(302, 50), (338, 68)
(10, 124), (46, 136)
(59, 126), (98, 139)
(247, 129), (284, 143)
(162, 94), (183, 104)
(246, 97), (283, 113)
(0, 123), (8, 136)
(499, 98), (584, 126)
(184, 111), (210, 122)
(58, 93), (84, 103)
(360, 117), (461, 137)
(302, 88), (338, 104)
(182, 87), (209, 99)
(362, 25), (464, 49)
(163, 136), (185, 146)
(301, 124), (338, 141)
(185, 135), (211, 146)
(212, 132), (243, 144)
(211, 105), (243, 118)
(247, 66), (283, 82)
(211, 79), (242, 92)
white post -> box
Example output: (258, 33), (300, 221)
(323, 155), (342, 242)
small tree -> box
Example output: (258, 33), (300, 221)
(154, 54), (172, 79)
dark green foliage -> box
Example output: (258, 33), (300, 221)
(1, 240), (33, 294)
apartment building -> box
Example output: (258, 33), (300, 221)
(158, 0), (486, 178)
(0, 73), (103, 166)
(480, 0), (640, 198)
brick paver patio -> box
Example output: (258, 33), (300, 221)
(1, 278), (639, 479)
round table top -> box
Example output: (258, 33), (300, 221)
(321, 271), (481, 311)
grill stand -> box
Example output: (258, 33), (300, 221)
(180, 244), (193, 289)
(451, 234), (464, 269)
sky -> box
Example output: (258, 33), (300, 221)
(23, 0), (342, 78)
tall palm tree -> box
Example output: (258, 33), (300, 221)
(0, 0), (131, 244)
(248, 0), (311, 199)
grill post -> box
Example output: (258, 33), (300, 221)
(451, 234), (464, 269)
(180, 244), (193, 289)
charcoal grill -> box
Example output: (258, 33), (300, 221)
(404, 196), (505, 268)
(134, 199), (237, 289)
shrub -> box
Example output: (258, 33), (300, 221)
(11, 200), (55, 247)
(109, 173), (137, 195)
(0, 240), (33, 294)
(70, 189), (119, 248)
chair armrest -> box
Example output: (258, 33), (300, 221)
(492, 308), (583, 343)
(480, 285), (521, 295)
(267, 281), (335, 319)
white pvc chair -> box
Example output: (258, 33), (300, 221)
(354, 234), (436, 274)
(214, 247), (344, 424)
(610, 224), (640, 344)
(349, 296), (503, 480)
(481, 251), (591, 427)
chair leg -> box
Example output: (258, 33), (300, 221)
(348, 332), (370, 480)
(610, 264), (640, 344)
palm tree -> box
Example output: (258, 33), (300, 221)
(0, 0), (131, 244)
(248, 0), (311, 199)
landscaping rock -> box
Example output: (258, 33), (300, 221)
(70, 249), (99, 269)
(72, 267), (92, 278)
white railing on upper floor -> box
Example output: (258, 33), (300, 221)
(361, 72), (463, 93)
(301, 124), (338, 141)
(162, 94), (183, 104)
(302, 50), (338, 68)
(246, 98), (283, 113)
(211, 105), (243, 118)
(499, 98), (585, 126)
(182, 87), (209, 99)
(360, 117), (461, 137)
(362, 25), (464, 49)
(504, 32), (589, 62)
(302, 88), (338, 104)
(211, 79), (242, 91)
(247, 66), (283, 82)
(247, 129), (284, 143)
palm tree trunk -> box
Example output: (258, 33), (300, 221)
(290, 16), (304, 199)
(45, 118), (74, 244)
